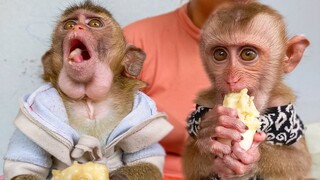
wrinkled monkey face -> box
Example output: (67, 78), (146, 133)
(60, 10), (110, 83)
(200, 11), (286, 109)
(53, 8), (120, 100)
(43, 2), (143, 101)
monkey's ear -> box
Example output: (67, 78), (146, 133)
(41, 49), (54, 82)
(123, 45), (146, 77)
(283, 35), (310, 73)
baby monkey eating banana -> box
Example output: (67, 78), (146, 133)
(183, 2), (312, 180)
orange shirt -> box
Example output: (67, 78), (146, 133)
(123, 3), (210, 179)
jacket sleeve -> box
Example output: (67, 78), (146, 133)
(117, 113), (172, 174)
(122, 143), (165, 174)
(4, 129), (52, 179)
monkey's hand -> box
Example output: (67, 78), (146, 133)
(109, 162), (162, 180)
(186, 106), (263, 179)
(182, 128), (264, 180)
(196, 105), (248, 156)
(213, 132), (266, 179)
(183, 100), (258, 179)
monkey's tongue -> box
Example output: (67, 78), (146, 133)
(69, 48), (83, 63)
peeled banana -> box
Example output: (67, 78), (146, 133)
(52, 161), (109, 180)
(222, 88), (261, 150)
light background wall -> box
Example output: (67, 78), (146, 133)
(0, 0), (319, 175)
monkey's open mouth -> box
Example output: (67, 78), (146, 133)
(68, 39), (91, 64)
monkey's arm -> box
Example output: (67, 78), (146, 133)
(109, 143), (166, 180)
(182, 138), (217, 180)
(258, 137), (312, 179)
(4, 129), (51, 180)
(11, 175), (42, 180)
(110, 162), (162, 180)
(183, 136), (266, 180)
(182, 103), (263, 180)
(4, 160), (49, 180)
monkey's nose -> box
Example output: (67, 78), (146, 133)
(226, 77), (240, 90)
(72, 25), (85, 30)
(227, 77), (239, 85)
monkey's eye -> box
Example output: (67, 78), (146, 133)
(88, 19), (103, 28)
(240, 48), (257, 61)
(213, 48), (228, 61)
(64, 20), (77, 30)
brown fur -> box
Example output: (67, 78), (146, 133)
(258, 138), (312, 179)
(18, 1), (162, 180)
(12, 175), (41, 180)
(183, 2), (311, 179)
(110, 163), (162, 180)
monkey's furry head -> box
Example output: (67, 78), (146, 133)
(63, 1), (112, 18)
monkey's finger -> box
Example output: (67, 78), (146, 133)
(195, 136), (230, 155)
(198, 124), (216, 139)
(213, 158), (235, 177)
(216, 105), (238, 117)
(210, 138), (232, 155)
(223, 155), (254, 175)
(231, 143), (260, 165)
(217, 114), (247, 133)
(196, 137), (214, 153)
(214, 126), (243, 141)
(250, 141), (262, 150)
(252, 131), (266, 143)
(199, 115), (216, 129)
(248, 132), (266, 151)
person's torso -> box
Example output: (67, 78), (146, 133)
(124, 4), (211, 178)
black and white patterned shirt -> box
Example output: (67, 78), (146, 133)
(187, 103), (304, 145)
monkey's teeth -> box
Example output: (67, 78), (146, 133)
(69, 48), (84, 63)
(68, 60), (73, 65)
(69, 48), (82, 59)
